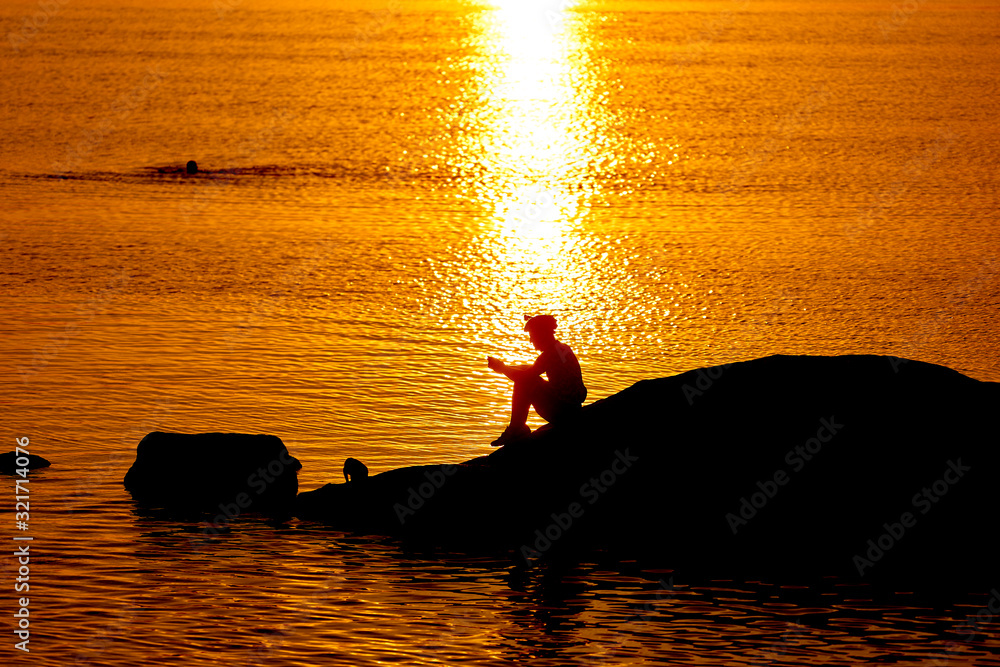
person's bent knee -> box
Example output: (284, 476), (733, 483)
(515, 375), (545, 392)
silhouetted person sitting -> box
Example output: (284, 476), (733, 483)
(487, 315), (587, 446)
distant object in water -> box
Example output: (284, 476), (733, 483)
(344, 457), (369, 483)
(186, 160), (198, 175)
(0, 452), (51, 474)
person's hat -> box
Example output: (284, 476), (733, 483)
(524, 314), (557, 333)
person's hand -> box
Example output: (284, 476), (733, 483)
(487, 356), (503, 373)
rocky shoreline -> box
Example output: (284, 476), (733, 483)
(124, 354), (1000, 586)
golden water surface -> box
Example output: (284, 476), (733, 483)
(1, 0), (999, 664)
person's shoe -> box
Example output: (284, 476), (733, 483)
(490, 423), (531, 447)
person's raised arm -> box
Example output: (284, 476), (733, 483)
(488, 355), (545, 382)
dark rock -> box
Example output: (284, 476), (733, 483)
(343, 457), (368, 483)
(294, 355), (1000, 587)
(124, 431), (301, 512)
(0, 452), (51, 474)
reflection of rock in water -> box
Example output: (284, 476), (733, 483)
(293, 354), (999, 588)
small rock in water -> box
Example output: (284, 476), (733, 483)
(0, 452), (51, 474)
(123, 431), (301, 511)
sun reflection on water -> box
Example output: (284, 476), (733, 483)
(461, 0), (595, 266)
(432, 0), (641, 380)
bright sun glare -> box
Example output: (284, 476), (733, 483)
(470, 0), (588, 256)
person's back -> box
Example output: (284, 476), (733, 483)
(539, 341), (586, 405)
